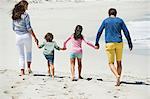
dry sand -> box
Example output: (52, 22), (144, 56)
(0, 0), (150, 99)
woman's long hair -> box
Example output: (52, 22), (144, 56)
(74, 25), (83, 40)
(12, 0), (28, 20)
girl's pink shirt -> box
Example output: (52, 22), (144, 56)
(63, 34), (95, 54)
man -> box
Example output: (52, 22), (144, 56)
(95, 8), (133, 86)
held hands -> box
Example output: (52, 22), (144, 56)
(95, 43), (100, 49)
(60, 47), (67, 50)
(34, 37), (40, 48)
(95, 46), (99, 49)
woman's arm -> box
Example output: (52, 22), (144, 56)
(25, 13), (38, 45)
(38, 42), (45, 49)
(29, 29), (39, 45)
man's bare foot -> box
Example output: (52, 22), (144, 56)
(115, 77), (120, 86)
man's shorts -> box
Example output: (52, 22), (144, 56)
(70, 53), (82, 59)
(105, 42), (123, 64)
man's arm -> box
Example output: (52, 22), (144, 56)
(95, 21), (105, 47)
(121, 20), (133, 50)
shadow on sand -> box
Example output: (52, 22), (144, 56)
(120, 81), (150, 85)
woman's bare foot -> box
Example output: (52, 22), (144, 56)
(71, 76), (75, 81)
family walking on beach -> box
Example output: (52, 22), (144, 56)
(12, 0), (133, 86)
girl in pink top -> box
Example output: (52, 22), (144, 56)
(63, 25), (98, 81)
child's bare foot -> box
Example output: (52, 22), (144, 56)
(52, 76), (54, 80)
(28, 68), (32, 74)
(72, 79), (78, 81)
(20, 69), (25, 76)
(115, 77), (120, 86)
(48, 69), (51, 76)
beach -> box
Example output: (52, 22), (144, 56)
(0, 0), (150, 99)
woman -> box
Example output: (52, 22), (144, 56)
(12, 0), (38, 76)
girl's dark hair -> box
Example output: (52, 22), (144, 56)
(74, 25), (83, 40)
(108, 8), (117, 16)
(12, 0), (28, 20)
(44, 33), (53, 42)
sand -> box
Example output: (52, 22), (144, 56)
(0, 0), (150, 99)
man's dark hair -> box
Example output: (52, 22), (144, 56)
(108, 8), (117, 16)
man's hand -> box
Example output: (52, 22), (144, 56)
(95, 46), (99, 49)
(129, 43), (133, 51)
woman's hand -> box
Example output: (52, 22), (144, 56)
(34, 38), (39, 46)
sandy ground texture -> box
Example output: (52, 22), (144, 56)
(0, 0), (150, 99)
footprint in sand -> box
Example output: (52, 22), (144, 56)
(63, 84), (68, 89)
(4, 90), (23, 96)
(35, 88), (39, 91)
(57, 80), (63, 82)
(0, 69), (7, 74)
(79, 92), (85, 95)
(107, 91), (112, 93)
(3, 90), (9, 94)
(114, 95), (119, 98)
(48, 94), (55, 96)
(11, 85), (16, 89)
(15, 81), (21, 84)
(63, 92), (69, 95)
(12, 96), (19, 99)
(67, 90), (72, 93)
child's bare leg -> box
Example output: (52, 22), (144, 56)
(21, 69), (25, 76)
(77, 58), (83, 79)
(108, 63), (120, 86)
(27, 62), (32, 74)
(70, 58), (75, 80)
(51, 64), (55, 79)
(47, 61), (51, 76)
